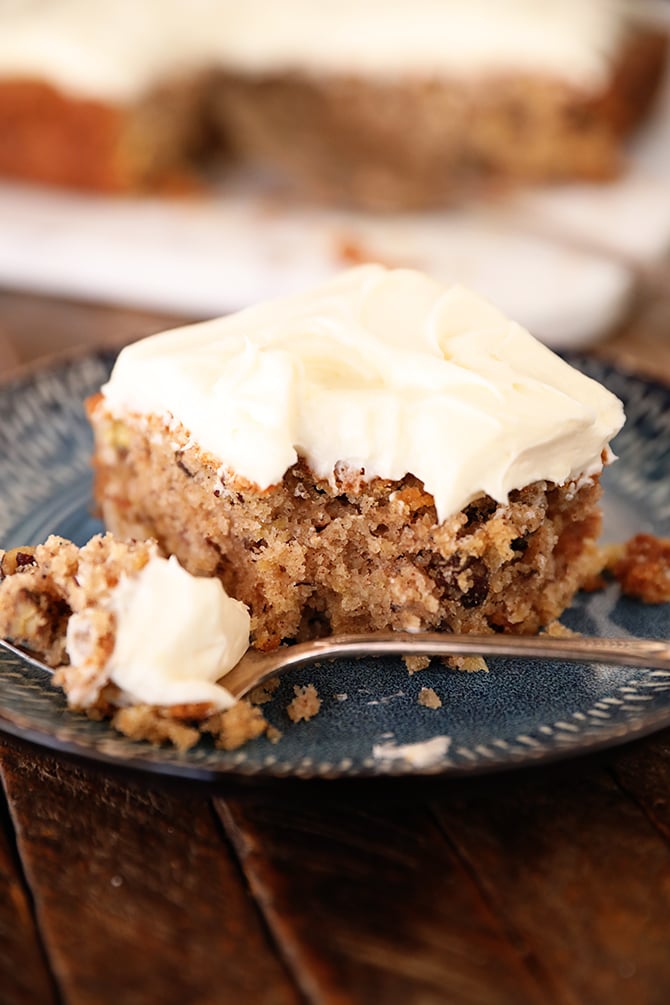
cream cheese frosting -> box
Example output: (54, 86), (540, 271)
(66, 555), (250, 709)
(0, 0), (632, 101)
(102, 264), (625, 524)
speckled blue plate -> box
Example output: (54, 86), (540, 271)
(0, 350), (669, 780)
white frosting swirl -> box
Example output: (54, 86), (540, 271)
(0, 0), (632, 101)
(67, 555), (250, 708)
(102, 265), (625, 524)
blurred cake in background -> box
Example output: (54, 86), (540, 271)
(0, 1), (217, 191)
(0, 0), (665, 205)
(213, 0), (667, 209)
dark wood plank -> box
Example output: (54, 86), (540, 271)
(612, 731), (670, 842)
(432, 760), (670, 1005)
(0, 739), (301, 1005)
(0, 774), (58, 1005)
(216, 787), (548, 1005)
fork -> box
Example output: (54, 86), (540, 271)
(221, 633), (670, 699)
(2, 633), (669, 702)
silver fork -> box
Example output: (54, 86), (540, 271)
(2, 633), (669, 702)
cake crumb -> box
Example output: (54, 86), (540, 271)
(542, 620), (580, 638)
(445, 655), (489, 673)
(266, 725), (283, 744)
(112, 706), (201, 752)
(287, 684), (321, 723)
(404, 654), (431, 675)
(203, 701), (268, 750)
(418, 687), (442, 709)
(609, 534), (670, 604)
(248, 676), (280, 705)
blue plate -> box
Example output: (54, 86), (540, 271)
(0, 350), (669, 780)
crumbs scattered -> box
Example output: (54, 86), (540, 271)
(418, 687), (442, 709)
(266, 725), (283, 744)
(287, 683), (322, 723)
(404, 654), (431, 674)
(334, 692), (348, 702)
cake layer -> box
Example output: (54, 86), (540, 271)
(90, 413), (605, 649)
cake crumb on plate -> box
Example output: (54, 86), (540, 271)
(404, 654), (431, 674)
(446, 655), (489, 673)
(287, 684), (321, 723)
(418, 686), (442, 709)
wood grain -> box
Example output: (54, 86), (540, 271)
(432, 760), (670, 1005)
(0, 287), (187, 379)
(217, 787), (548, 1005)
(612, 732), (670, 843)
(0, 740), (301, 1005)
(0, 774), (57, 1005)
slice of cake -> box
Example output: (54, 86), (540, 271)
(88, 264), (625, 650)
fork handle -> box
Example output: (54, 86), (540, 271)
(281, 633), (670, 673)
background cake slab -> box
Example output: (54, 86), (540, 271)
(1, 73), (669, 350)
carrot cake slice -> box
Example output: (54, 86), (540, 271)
(88, 264), (625, 650)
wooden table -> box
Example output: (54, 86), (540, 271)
(1, 288), (670, 1005)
